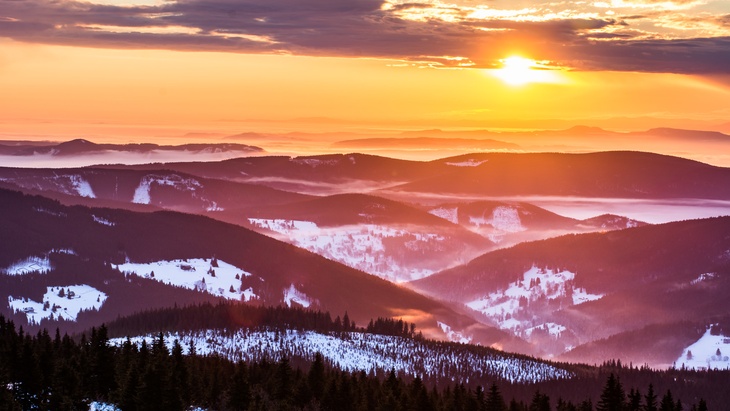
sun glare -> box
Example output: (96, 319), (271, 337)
(492, 56), (561, 86)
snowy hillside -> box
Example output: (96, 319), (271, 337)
(675, 326), (730, 370)
(113, 258), (258, 302)
(113, 329), (572, 384)
(248, 218), (448, 282)
(467, 266), (603, 342)
(8, 284), (107, 323)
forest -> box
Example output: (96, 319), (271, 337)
(0, 303), (726, 410)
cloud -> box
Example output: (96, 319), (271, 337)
(0, 0), (729, 73)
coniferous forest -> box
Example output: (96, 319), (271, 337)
(0, 304), (727, 411)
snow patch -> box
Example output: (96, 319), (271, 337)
(8, 284), (108, 323)
(428, 207), (458, 224)
(572, 287), (604, 305)
(2, 249), (76, 275)
(283, 284), (315, 308)
(34, 207), (67, 217)
(446, 159), (488, 167)
(467, 206), (525, 242)
(249, 218), (319, 233)
(92, 215), (115, 227)
(89, 402), (121, 411)
(469, 206), (524, 232)
(525, 322), (566, 338)
(437, 321), (472, 344)
(113, 258), (257, 301)
(2, 256), (51, 275)
(248, 219), (443, 282)
(132, 174), (203, 205)
(675, 327), (730, 370)
(467, 266), (603, 335)
(68, 175), (96, 198)
(691, 272), (716, 285)
(206, 202), (223, 211)
(114, 329), (572, 384)
(291, 158), (340, 167)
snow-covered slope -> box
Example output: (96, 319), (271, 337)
(248, 218), (449, 282)
(467, 266), (602, 335)
(675, 326), (730, 370)
(8, 284), (107, 323)
(113, 258), (258, 302)
(3, 256), (51, 275)
(2, 249), (76, 275)
(113, 329), (572, 383)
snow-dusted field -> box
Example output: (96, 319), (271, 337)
(8, 284), (107, 323)
(467, 266), (603, 338)
(675, 327), (730, 370)
(248, 219), (444, 282)
(113, 329), (572, 384)
(113, 258), (257, 302)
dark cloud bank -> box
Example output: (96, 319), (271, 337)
(1, 0), (729, 74)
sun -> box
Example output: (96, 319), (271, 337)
(492, 56), (561, 86)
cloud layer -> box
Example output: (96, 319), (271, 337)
(1, 0), (729, 73)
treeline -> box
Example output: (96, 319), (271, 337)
(104, 302), (420, 340)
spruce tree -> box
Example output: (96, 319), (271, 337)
(659, 391), (675, 411)
(530, 390), (551, 411)
(226, 362), (250, 410)
(486, 383), (507, 411)
(308, 352), (326, 401)
(597, 373), (626, 411)
(644, 384), (658, 411)
(627, 388), (642, 411)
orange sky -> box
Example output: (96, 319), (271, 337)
(1, 0), (730, 158)
(2, 39), (729, 140)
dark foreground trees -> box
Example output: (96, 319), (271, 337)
(0, 313), (716, 411)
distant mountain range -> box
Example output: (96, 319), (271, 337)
(390, 151), (730, 199)
(0, 138), (262, 156)
(333, 137), (520, 150)
(103, 151), (730, 199)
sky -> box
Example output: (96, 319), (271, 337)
(1, 0), (730, 152)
